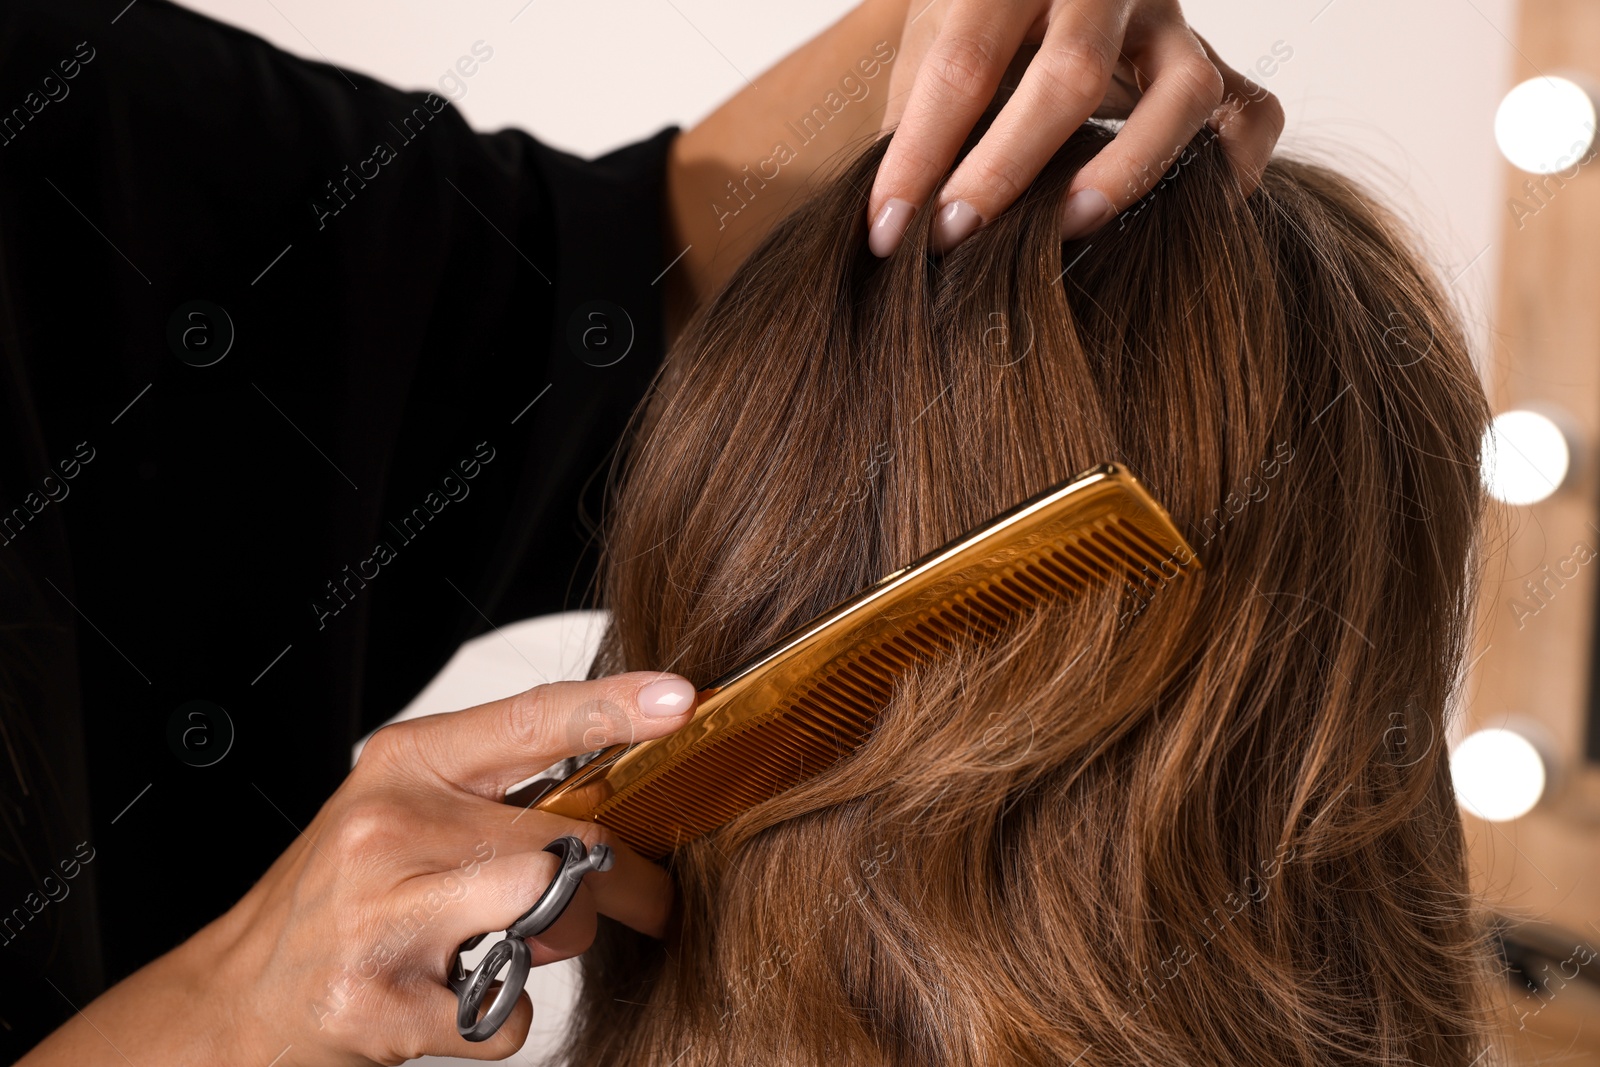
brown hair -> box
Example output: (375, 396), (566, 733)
(564, 118), (1500, 1066)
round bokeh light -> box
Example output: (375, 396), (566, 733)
(1495, 76), (1598, 175)
(1451, 727), (1547, 822)
(1481, 409), (1570, 505)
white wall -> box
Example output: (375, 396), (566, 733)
(1178, 0), (1520, 358)
(177, 0), (1517, 354)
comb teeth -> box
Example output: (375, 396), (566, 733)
(587, 511), (1191, 859)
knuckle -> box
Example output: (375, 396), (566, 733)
(332, 796), (406, 860)
(501, 679), (640, 765)
(573, 692), (635, 750)
(923, 32), (1005, 97)
(1038, 37), (1117, 107)
(971, 156), (1030, 213)
(356, 720), (414, 771)
(1252, 90), (1287, 136)
(1215, 89), (1283, 191)
(1169, 54), (1225, 116)
(876, 137), (944, 207)
(502, 682), (564, 753)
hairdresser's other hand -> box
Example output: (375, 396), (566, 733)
(866, 0), (1285, 255)
(16, 673), (698, 1067)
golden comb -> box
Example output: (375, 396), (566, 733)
(532, 462), (1198, 860)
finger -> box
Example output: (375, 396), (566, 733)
(540, 820), (675, 938)
(374, 789), (676, 938)
(524, 882), (598, 963)
(879, 4), (933, 134)
(366, 672), (699, 798)
(1193, 31), (1285, 196)
(407, 982), (534, 1061)
(867, 1), (1037, 257)
(928, 8), (1134, 252)
(450, 798), (678, 938)
(1057, 24), (1225, 240)
(1092, 58), (1144, 119)
(429, 849), (599, 965)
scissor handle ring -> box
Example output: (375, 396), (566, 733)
(505, 836), (612, 939)
(454, 936), (531, 1042)
(451, 835), (615, 1042)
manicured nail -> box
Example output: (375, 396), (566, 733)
(868, 198), (916, 257)
(1060, 188), (1113, 240)
(637, 676), (696, 717)
(932, 200), (982, 253)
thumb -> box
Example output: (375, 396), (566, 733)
(373, 672), (699, 798)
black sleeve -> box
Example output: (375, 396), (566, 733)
(0, 0), (676, 1044)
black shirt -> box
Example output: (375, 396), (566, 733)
(0, 0), (675, 1053)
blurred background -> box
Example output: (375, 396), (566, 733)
(176, 0), (1598, 1060)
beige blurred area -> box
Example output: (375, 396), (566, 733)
(174, 0), (1597, 1061)
(1467, 0), (1600, 1062)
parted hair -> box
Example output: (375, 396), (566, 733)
(563, 117), (1500, 1066)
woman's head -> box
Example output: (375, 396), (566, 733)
(569, 119), (1496, 1066)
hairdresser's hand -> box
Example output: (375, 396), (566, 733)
(17, 673), (698, 1067)
(866, 0), (1285, 255)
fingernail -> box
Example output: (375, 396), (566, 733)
(868, 198), (916, 257)
(1060, 188), (1113, 240)
(637, 676), (696, 718)
(932, 200), (982, 253)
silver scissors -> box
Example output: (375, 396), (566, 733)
(448, 834), (614, 1042)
